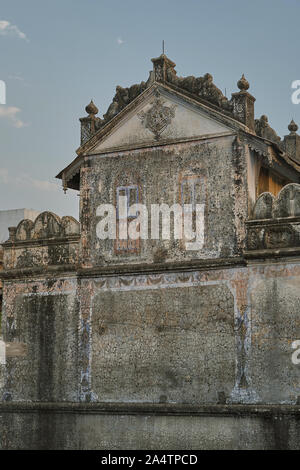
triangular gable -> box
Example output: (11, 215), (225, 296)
(82, 84), (243, 156)
(56, 83), (249, 189)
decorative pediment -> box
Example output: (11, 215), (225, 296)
(86, 86), (235, 155)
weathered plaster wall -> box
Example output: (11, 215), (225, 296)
(2, 277), (79, 402)
(0, 363), (4, 399)
(91, 284), (235, 404)
(81, 135), (247, 267)
(249, 273), (300, 403)
(246, 148), (257, 213)
(74, 261), (300, 406)
(0, 256), (299, 448)
(1, 261), (299, 408)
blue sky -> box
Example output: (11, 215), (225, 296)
(0, 0), (300, 219)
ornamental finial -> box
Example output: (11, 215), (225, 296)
(85, 99), (98, 116)
(288, 119), (298, 134)
(237, 74), (249, 91)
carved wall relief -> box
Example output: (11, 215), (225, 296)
(138, 92), (176, 140)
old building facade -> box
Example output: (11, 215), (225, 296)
(0, 55), (300, 449)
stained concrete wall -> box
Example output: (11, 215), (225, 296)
(249, 275), (300, 403)
(79, 261), (300, 406)
(1, 261), (300, 409)
(80, 135), (247, 267)
(91, 284), (235, 404)
(2, 278), (79, 402)
(0, 363), (4, 399)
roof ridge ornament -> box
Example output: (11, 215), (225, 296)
(255, 114), (281, 143)
(151, 53), (177, 82)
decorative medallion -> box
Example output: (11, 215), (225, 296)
(138, 91), (176, 140)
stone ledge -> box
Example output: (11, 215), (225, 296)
(0, 264), (78, 280)
(246, 216), (300, 226)
(3, 234), (80, 249)
(0, 257), (246, 280)
(244, 247), (300, 259)
(77, 256), (246, 278)
(0, 402), (300, 417)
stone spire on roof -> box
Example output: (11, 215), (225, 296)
(284, 119), (300, 165)
(85, 99), (99, 116)
(288, 119), (299, 135)
(237, 74), (249, 91)
(151, 54), (177, 82)
(80, 99), (103, 144)
(231, 73), (255, 131)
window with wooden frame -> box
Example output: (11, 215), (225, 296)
(257, 167), (289, 197)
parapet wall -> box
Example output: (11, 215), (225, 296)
(2, 211), (80, 272)
(245, 183), (300, 257)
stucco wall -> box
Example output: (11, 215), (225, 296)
(1, 261), (299, 407)
(80, 135), (247, 267)
(1, 277), (79, 402)
(91, 284), (235, 404)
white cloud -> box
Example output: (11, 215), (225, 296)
(0, 105), (27, 128)
(0, 168), (60, 193)
(0, 168), (9, 184)
(8, 75), (29, 88)
(8, 75), (25, 81)
(117, 37), (124, 45)
(0, 20), (28, 41)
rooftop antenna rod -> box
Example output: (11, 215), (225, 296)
(162, 40), (165, 55)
